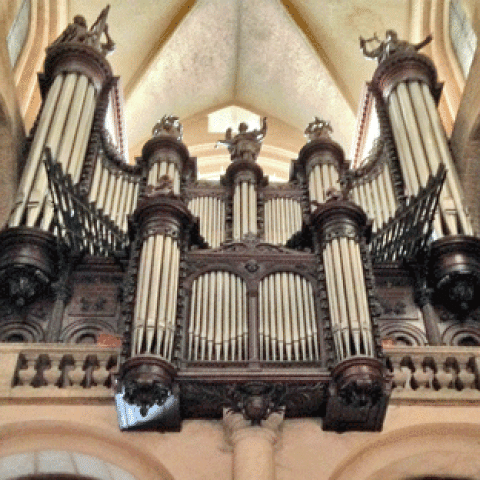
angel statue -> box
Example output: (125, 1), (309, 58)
(152, 115), (183, 141)
(304, 117), (333, 142)
(52, 5), (115, 56)
(359, 30), (432, 64)
(216, 117), (267, 163)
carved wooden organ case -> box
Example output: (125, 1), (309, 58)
(2, 23), (480, 434)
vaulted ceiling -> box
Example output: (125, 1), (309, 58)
(68, 0), (412, 167)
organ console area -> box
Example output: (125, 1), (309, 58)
(1, 11), (480, 433)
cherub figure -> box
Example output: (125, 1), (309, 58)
(359, 30), (432, 64)
(304, 117), (333, 142)
(52, 15), (88, 45)
(52, 6), (115, 56)
(152, 115), (183, 141)
(217, 117), (267, 163)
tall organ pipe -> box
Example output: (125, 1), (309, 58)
(312, 199), (376, 363)
(9, 39), (113, 229)
(372, 51), (472, 237)
(224, 159), (264, 242)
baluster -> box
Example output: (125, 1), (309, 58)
(42, 354), (62, 388)
(68, 354), (86, 388)
(434, 357), (455, 391)
(17, 353), (37, 387)
(92, 355), (111, 388)
(390, 355), (412, 391)
(458, 357), (477, 392)
(412, 357), (434, 390)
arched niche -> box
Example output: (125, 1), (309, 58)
(330, 423), (480, 480)
(0, 420), (175, 480)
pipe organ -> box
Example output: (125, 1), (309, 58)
(188, 272), (247, 361)
(188, 195), (226, 248)
(87, 148), (140, 232)
(4, 15), (480, 434)
(259, 272), (318, 362)
(372, 52), (472, 237)
(263, 197), (303, 245)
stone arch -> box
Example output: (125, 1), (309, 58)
(0, 420), (175, 480)
(330, 423), (480, 480)
(0, 451), (135, 480)
(0, 93), (18, 227)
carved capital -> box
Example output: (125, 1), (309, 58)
(222, 161), (266, 188)
(310, 200), (369, 245)
(141, 135), (190, 173)
(371, 52), (441, 102)
(223, 407), (284, 447)
(44, 43), (112, 93)
(296, 137), (346, 181)
(133, 195), (195, 241)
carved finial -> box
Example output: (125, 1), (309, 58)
(359, 29), (432, 64)
(52, 5), (115, 56)
(152, 115), (183, 141)
(216, 117), (267, 163)
(145, 175), (174, 197)
(304, 117), (333, 142)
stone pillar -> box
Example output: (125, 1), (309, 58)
(223, 409), (283, 480)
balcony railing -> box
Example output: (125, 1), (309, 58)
(0, 344), (119, 401)
(386, 346), (480, 402)
(2, 344), (480, 404)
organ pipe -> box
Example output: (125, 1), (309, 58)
(257, 273), (318, 362)
(380, 63), (472, 236)
(264, 198), (302, 244)
(10, 70), (100, 229)
(188, 196), (226, 247)
(188, 272), (248, 361)
(312, 200), (375, 363)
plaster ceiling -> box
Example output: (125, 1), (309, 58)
(68, 0), (412, 161)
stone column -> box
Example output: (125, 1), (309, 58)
(223, 409), (283, 480)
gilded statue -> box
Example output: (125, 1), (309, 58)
(52, 5), (115, 56)
(304, 117), (333, 142)
(152, 115), (183, 141)
(217, 117), (267, 163)
(359, 30), (432, 63)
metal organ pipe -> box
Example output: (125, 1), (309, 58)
(264, 198), (302, 245)
(131, 231), (181, 360)
(307, 161), (340, 209)
(188, 196), (226, 248)
(188, 272), (248, 361)
(258, 273), (318, 362)
(232, 175), (258, 240)
(10, 71), (100, 229)
(384, 71), (472, 236)
(313, 201), (375, 363)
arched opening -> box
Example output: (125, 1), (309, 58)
(330, 423), (480, 480)
(0, 421), (175, 480)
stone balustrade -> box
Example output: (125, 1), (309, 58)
(1, 344), (480, 404)
(386, 346), (480, 402)
(0, 344), (119, 401)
